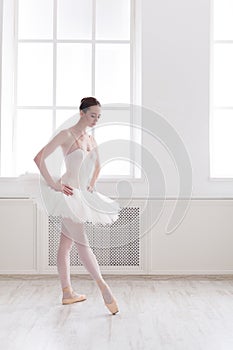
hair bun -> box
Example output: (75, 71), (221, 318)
(79, 97), (101, 111)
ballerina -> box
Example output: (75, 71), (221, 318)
(33, 97), (120, 314)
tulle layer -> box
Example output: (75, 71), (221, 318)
(18, 173), (120, 225)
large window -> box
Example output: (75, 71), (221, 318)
(0, 0), (141, 178)
(210, 0), (233, 178)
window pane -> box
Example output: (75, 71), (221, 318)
(101, 160), (130, 176)
(213, 0), (233, 40)
(211, 109), (233, 177)
(95, 107), (131, 125)
(94, 108), (130, 144)
(15, 110), (53, 175)
(95, 122), (131, 176)
(95, 44), (130, 104)
(56, 110), (80, 129)
(96, 0), (130, 40)
(213, 44), (233, 107)
(95, 124), (130, 143)
(17, 43), (53, 106)
(56, 44), (92, 106)
(57, 0), (92, 39)
(18, 0), (53, 39)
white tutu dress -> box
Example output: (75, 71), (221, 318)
(18, 145), (120, 227)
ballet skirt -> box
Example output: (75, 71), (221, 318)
(18, 146), (121, 226)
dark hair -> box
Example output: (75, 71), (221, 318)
(79, 97), (101, 113)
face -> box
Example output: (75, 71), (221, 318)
(81, 105), (101, 127)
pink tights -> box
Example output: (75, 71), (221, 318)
(56, 219), (114, 304)
(57, 231), (103, 288)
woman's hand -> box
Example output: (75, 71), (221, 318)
(51, 180), (73, 196)
(87, 185), (94, 193)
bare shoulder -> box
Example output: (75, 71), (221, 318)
(51, 129), (70, 145)
(60, 127), (80, 142)
(49, 129), (74, 152)
(57, 129), (69, 139)
(34, 129), (69, 160)
(59, 128), (76, 149)
(61, 128), (72, 138)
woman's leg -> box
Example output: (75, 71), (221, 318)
(57, 228), (87, 303)
(62, 218), (117, 306)
(75, 241), (115, 304)
(57, 231), (73, 290)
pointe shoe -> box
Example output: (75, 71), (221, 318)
(62, 286), (87, 305)
(104, 297), (119, 315)
(100, 284), (119, 315)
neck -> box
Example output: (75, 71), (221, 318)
(72, 120), (87, 134)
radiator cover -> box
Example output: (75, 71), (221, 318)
(48, 206), (141, 268)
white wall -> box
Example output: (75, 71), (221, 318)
(142, 0), (233, 198)
(1, 198), (233, 274)
(0, 199), (37, 273)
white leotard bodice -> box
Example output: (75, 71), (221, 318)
(61, 132), (97, 189)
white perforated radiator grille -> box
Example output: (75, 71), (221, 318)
(48, 207), (140, 267)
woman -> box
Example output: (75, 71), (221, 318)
(33, 97), (120, 314)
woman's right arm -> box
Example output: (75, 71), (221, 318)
(33, 130), (67, 191)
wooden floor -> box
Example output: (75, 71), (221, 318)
(1, 275), (233, 350)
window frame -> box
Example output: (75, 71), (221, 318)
(0, 0), (142, 182)
(209, 0), (233, 180)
